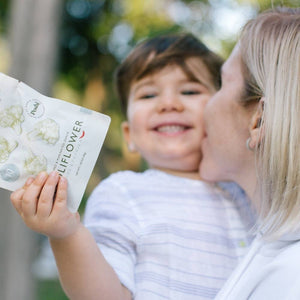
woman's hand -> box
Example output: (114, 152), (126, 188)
(10, 171), (80, 240)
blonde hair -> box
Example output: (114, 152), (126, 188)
(240, 7), (300, 238)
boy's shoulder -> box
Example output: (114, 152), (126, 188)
(97, 169), (154, 190)
(104, 169), (147, 183)
(99, 169), (207, 190)
(103, 169), (204, 186)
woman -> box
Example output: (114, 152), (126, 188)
(200, 7), (300, 299)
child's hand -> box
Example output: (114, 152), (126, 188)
(10, 171), (80, 240)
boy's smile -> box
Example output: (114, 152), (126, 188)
(122, 59), (216, 173)
(153, 122), (191, 136)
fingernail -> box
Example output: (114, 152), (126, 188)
(25, 177), (34, 186)
(37, 172), (47, 182)
(49, 171), (58, 178)
(59, 176), (67, 185)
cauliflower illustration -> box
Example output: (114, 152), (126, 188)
(0, 105), (25, 135)
(0, 136), (18, 163)
(24, 153), (47, 175)
(27, 118), (59, 145)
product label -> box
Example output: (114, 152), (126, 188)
(0, 73), (110, 212)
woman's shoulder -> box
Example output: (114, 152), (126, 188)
(261, 235), (300, 275)
(276, 237), (300, 266)
(254, 237), (300, 298)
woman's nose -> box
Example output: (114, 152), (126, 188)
(156, 92), (184, 112)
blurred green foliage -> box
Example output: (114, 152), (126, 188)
(37, 280), (68, 300)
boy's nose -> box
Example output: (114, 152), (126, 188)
(157, 93), (184, 113)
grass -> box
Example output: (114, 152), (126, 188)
(37, 280), (68, 300)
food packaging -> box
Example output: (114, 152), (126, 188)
(0, 72), (110, 212)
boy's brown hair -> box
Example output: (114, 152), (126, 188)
(115, 33), (224, 114)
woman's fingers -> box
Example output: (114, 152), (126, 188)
(37, 171), (60, 218)
(22, 172), (48, 217)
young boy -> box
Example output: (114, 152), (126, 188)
(10, 34), (254, 300)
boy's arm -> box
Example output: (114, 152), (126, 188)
(10, 171), (132, 300)
(49, 224), (132, 300)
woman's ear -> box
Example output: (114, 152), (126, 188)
(121, 121), (137, 152)
(248, 98), (265, 149)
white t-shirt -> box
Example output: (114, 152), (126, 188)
(84, 169), (255, 300)
(215, 231), (300, 300)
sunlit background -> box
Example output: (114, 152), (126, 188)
(0, 0), (298, 299)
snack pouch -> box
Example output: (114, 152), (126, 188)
(0, 72), (110, 212)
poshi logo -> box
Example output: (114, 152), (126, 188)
(26, 99), (45, 118)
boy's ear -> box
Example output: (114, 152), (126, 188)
(121, 121), (137, 152)
(248, 98), (265, 149)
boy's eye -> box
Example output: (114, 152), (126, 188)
(139, 93), (156, 99)
(181, 90), (201, 95)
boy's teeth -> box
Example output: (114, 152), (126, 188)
(157, 125), (186, 133)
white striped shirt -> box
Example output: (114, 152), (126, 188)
(83, 169), (255, 299)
